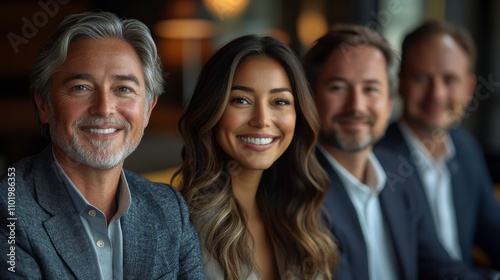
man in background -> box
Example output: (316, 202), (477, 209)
(377, 20), (500, 270)
(303, 23), (490, 279)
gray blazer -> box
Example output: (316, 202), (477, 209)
(0, 146), (204, 279)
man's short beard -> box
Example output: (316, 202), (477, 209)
(50, 116), (142, 170)
(319, 130), (375, 153)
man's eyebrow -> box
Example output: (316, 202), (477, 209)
(363, 79), (382, 85)
(325, 76), (346, 83)
(326, 77), (382, 85)
(61, 74), (141, 86)
(112, 74), (141, 86)
(62, 74), (93, 84)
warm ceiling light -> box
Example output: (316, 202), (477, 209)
(297, 10), (328, 48)
(154, 19), (214, 39)
(203, 0), (249, 20)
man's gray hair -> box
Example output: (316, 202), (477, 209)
(30, 11), (164, 139)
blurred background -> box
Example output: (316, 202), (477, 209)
(0, 0), (499, 183)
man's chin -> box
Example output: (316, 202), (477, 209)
(412, 120), (455, 139)
(324, 136), (374, 153)
(76, 153), (127, 170)
(62, 144), (131, 170)
(419, 110), (464, 129)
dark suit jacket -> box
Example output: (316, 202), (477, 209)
(318, 148), (487, 280)
(0, 146), (204, 279)
(377, 123), (500, 269)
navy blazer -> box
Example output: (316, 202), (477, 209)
(318, 148), (487, 280)
(0, 146), (204, 279)
(377, 123), (500, 269)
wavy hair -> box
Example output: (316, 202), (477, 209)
(175, 35), (337, 279)
(30, 11), (164, 139)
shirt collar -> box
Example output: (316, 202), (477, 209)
(398, 121), (455, 169)
(317, 144), (386, 195)
(52, 148), (131, 221)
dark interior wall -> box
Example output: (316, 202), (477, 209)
(446, 0), (500, 182)
(0, 0), (96, 173)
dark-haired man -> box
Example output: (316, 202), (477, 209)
(303, 23), (490, 280)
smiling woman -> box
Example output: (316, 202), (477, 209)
(174, 34), (338, 280)
(216, 56), (296, 171)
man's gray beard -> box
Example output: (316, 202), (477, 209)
(50, 117), (141, 170)
(319, 130), (375, 153)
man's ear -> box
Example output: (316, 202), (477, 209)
(34, 91), (50, 124)
(466, 73), (477, 104)
(386, 95), (396, 124)
(144, 96), (158, 127)
(397, 71), (405, 99)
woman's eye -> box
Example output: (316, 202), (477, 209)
(274, 99), (291, 106)
(231, 97), (249, 105)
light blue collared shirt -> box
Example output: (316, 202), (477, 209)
(398, 121), (462, 260)
(318, 145), (398, 280)
(53, 151), (131, 280)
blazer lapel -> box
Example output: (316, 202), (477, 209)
(44, 215), (99, 279)
(35, 147), (99, 279)
(379, 186), (413, 280)
(386, 125), (471, 263)
(316, 149), (369, 280)
(122, 192), (158, 279)
(447, 137), (471, 261)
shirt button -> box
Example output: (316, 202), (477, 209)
(88, 210), (96, 217)
(96, 240), (105, 248)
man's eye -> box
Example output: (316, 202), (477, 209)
(328, 85), (346, 92)
(414, 75), (428, 83)
(72, 85), (88, 91)
(444, 76), (459, 85)
(365, 87), (379, 93)
(117, 87), (133, 93)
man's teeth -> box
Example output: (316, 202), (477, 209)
(86, 128), (117, 134)
(239, 137), (273, 145)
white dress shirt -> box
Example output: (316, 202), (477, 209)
(398, 121), (462, 260)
